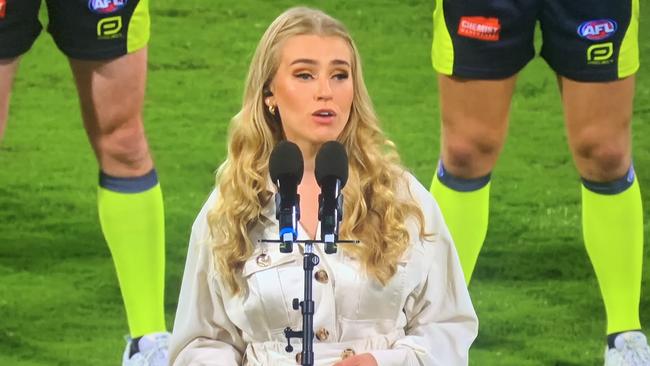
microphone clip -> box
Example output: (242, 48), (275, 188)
(275, 191), (300, 253)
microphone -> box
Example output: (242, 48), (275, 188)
(269, 141), (304, 253)
(315, 141), (348, 254)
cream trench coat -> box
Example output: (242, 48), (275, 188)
(170, 173), (478, 366)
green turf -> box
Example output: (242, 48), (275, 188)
(0, 1), (649, 365)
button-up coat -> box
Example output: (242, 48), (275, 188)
(170, 173), (478, 365)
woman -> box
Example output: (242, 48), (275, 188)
(170, 6), (477, 366)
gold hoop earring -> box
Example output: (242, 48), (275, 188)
(268, 104), (276, 115)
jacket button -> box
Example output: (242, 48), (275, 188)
(315, 327), (330, 341)
(256, 253), (271, 267)
(341, 348), (356, 359)
(314, 269), (329, 284)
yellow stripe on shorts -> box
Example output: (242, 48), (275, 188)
(127, 0), (150, 53)
(618, 0), (639, 78)
(432, 0), (454, 75)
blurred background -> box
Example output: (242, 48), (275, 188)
(0, 1), (648, 364)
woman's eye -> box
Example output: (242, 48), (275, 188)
(295, 73), (313, 80)
(333, 72), (349, 80)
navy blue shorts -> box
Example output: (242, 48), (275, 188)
(0, 0), (149, 60)
(432, 0), (640, 81)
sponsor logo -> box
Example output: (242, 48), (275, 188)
(587, 43), (614, 64)
(0, 0), (6, 19)
(458, 16), (501, 42)
(577, 19), (618, 41)
(88, 0), (127, 15)
(97, 16), (123, 39)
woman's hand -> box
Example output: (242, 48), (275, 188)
(332, 353), (378, 366)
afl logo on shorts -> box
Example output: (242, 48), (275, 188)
(577, 19), (618, 41)
(88, 0), (127, 15)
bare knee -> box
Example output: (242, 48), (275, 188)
(442, 135), (503, 178)
(439, 106), (509, 178)
(573, 141), (630, 181)
(95, 116), (152, 175)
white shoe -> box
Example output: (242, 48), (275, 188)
(122, 331), (170, 366)
(605, 331), (650, 366)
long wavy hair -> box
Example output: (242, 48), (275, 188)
(208, 6), (428, 294)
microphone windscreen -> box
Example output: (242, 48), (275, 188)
(315, 141), (348, 188)
(269, 141), (304, 184)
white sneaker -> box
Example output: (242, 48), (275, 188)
(605, 331), (650, 366)
(122, 331), (170, 366)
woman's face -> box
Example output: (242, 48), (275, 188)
(268, 34), (354, 152)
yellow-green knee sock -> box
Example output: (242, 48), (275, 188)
(430, 161), (491, 284)
(98, 169), (166, 338)
(582, 167), (643, 334)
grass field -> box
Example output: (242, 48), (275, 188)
(1, 1), (649, 365)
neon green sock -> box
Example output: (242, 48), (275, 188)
(582, 179), (643, 334)
(431, 172), (490, 284)
(98, 181), (166, 338)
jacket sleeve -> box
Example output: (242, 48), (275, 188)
(370, 176), (479, 366)
(169, 190), (246, 366)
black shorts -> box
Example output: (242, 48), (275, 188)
(432, 0), (640, 81)
(0, 0), (150, 60)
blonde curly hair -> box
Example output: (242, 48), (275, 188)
(208, 6), (428, 294)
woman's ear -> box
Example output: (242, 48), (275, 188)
(263, 84), (274, 98)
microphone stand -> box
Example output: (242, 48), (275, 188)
(259, 238), (357, 366)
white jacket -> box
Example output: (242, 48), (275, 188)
(170, 173), (478, 365)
